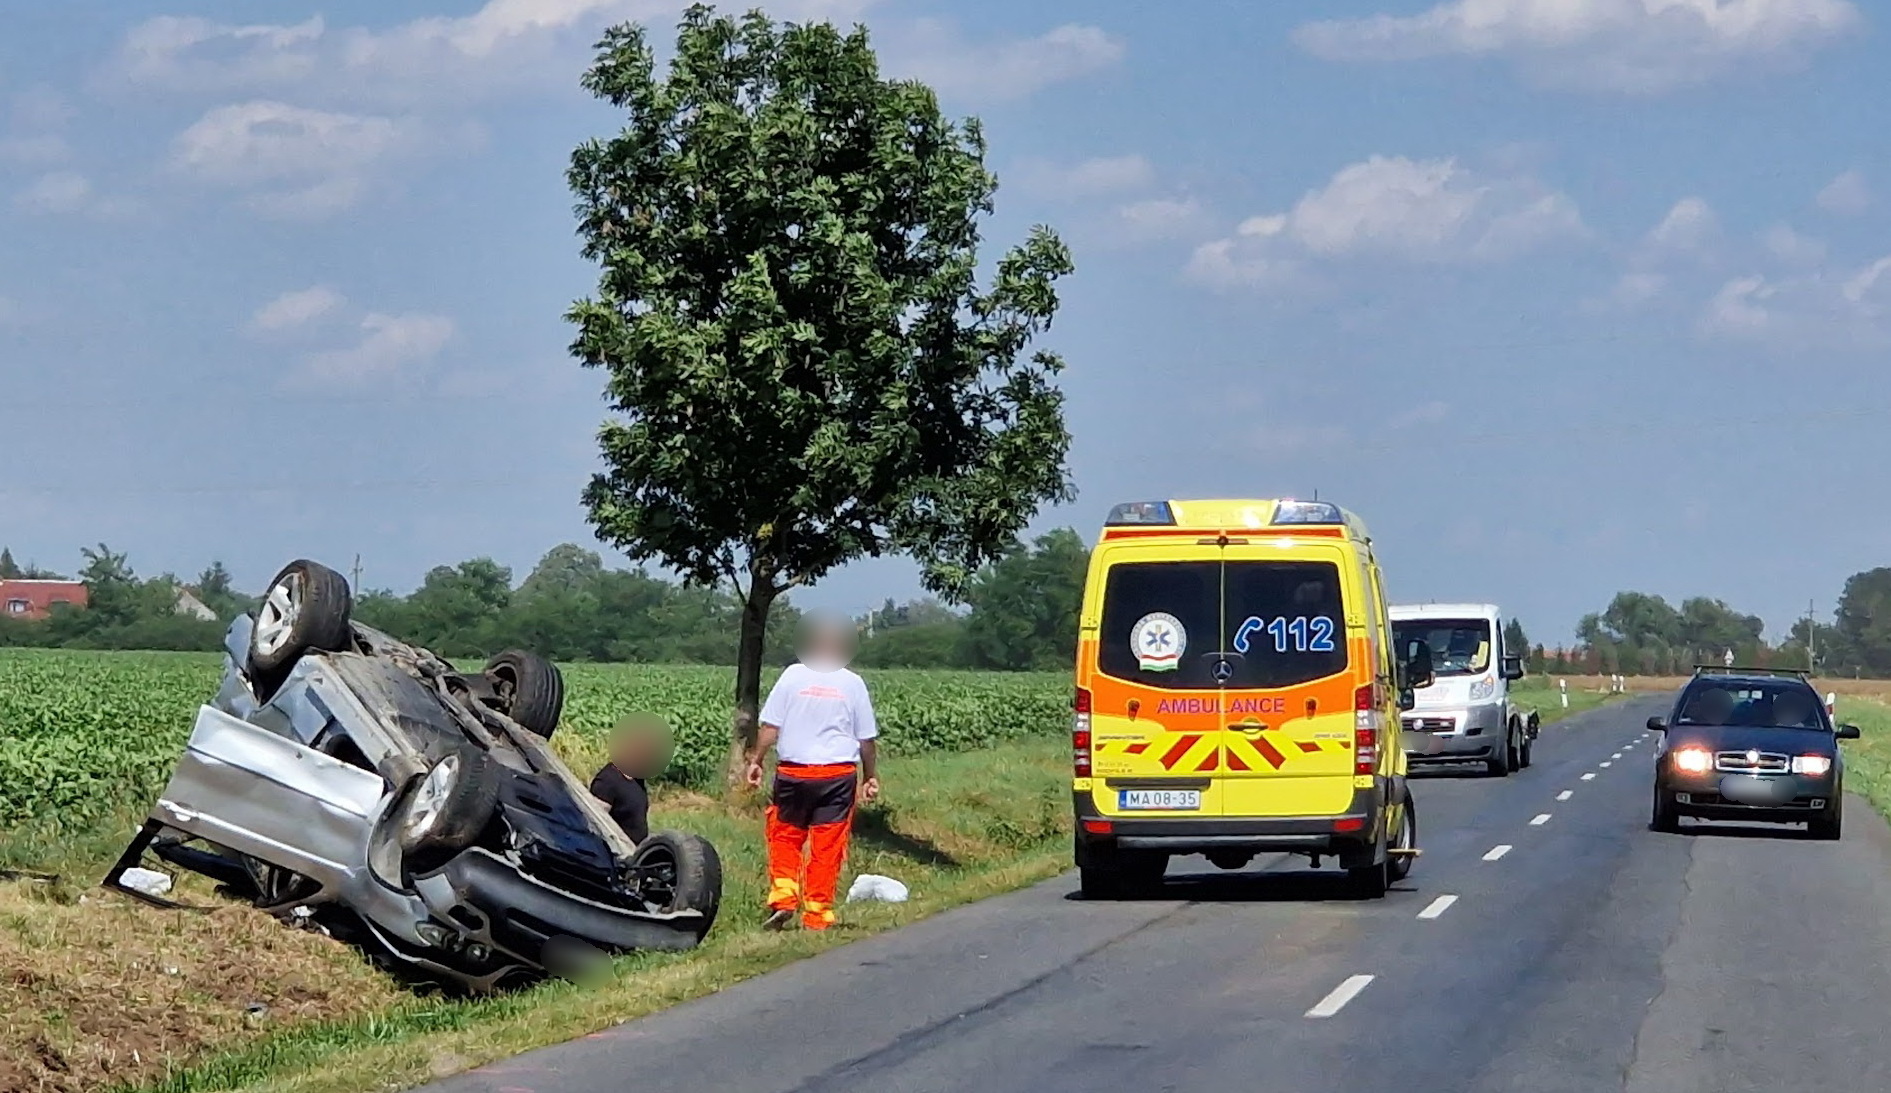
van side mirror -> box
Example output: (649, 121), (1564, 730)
(1500, 655), (1524, 682)
(1646, 716), (1667, 733)
(1837, 724), (1861, 740)
(1397, 688), (1416, 712)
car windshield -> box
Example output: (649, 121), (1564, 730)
(1392, 619), (1492, 677)
(1096, 559), (1348, 690)
(1675, 681), (1827, 730)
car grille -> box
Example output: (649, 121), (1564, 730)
(1714, 750), (1790, 774)
(518, 857), (630, 908)
(1403, 717), (1455, 733)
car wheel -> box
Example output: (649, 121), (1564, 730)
(1387, 793), (1417, 883)
(1649, 787), (1681, 834)
(631, 830), (723, 939)
(249, 559), (353, 678)
(484, 650), (565, 738)
(395, 749), (501, 876)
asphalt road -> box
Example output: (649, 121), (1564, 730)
(429, 697), (1891, 1093)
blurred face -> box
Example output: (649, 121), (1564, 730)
(798, 612), (857, 669)
(610, 715), (673, 778)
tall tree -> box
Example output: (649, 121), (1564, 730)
(0, 548), (19, 580)
(1835, 567), (1891, 675)
(962, 529), (1090, 672)
(1502, 617), (1529, 660)
(569, 5), (1075, 782)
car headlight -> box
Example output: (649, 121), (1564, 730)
(1792, 755), (1834, 776)
(1672, 747), (1713, 774)
(1469, 675), (1495, 701)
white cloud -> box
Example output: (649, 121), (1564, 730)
(1699, 255), (1891, 349)
(1014, 155), (1155, 199)
(1599, 270), (1671, 309)
(1646, 196), (1720, 254)
(1294, 0), (1862, 94)
(1188, 155), (1584, 292)
(1762, 223), (1826, 266)
(887, 20), (1126, 104)
(11, 171), (138, 219)
(1112, 197), (1210, 243)
(1816, 168), (1870, 216)
(299, 312), (456, 387)
(0, 135), (72, 167)
(170, 101), (465, 218)
(0, 88), (76, 167)
(250, 286), (346, 333)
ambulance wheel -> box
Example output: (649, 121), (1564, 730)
(1387, 794), (1417, 883)
(1077, 837), (1165, 900)
(1348, 858), (1390, 899)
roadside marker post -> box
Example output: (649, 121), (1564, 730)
(1559, 679), (1568, 709)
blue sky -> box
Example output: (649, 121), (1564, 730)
(2, 0), (1885, 644)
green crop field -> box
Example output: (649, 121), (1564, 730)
(0, 649), (1072, 828)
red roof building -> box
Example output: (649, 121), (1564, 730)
(0, 579), (88, 620)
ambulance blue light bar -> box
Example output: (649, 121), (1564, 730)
(1271, 499), (1344, 526)
(1104, 501), (1175, 526)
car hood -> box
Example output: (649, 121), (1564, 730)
(1412, 673), (1491, 708)
(1666, 724), (1837, 757)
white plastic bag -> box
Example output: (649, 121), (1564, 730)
(845, 873), (909, 903)
(120, 867), (173, 898)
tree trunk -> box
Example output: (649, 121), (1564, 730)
(727, 581), (779, 791)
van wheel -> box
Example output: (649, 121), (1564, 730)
(1348, 857), (1390, 899)
(1486, 738), (1512, 778)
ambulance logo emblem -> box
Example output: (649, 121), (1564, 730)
(1132, 613), (1186, 672)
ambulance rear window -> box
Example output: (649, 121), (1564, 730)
(1096, 560), (1348, 690)
(1097, 562), (1225, 690)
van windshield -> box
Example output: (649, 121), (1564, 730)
(1096, 560), (1348, 690)
(1393, 619), (1492, 677)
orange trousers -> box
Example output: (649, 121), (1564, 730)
(764, 761), (858, 929)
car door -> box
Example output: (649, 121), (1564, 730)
(148, 703), (389, 896)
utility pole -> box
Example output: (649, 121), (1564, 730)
(352, 554), (362, 591)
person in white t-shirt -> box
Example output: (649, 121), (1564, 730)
(746, 611), (880, 931)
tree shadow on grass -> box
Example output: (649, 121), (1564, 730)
(851, 803), (959, 867)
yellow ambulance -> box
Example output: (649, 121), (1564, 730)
(1072, 498), (1435, 899)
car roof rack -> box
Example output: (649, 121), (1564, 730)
(1690, 664), (1810, 680)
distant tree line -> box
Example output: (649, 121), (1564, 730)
(0, 532), (1091, 672)
(1529, 568), (1891, 678)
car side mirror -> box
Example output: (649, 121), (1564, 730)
(1397, 688), (1416, 712)
(1838, 724), (1861, 740)
(1647, 716), (1667, 732)
(1500, 655), (1525, 682)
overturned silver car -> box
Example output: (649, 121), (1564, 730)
(105, 559), (723, 992)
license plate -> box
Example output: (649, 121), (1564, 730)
(1119, 789), (1201, 811)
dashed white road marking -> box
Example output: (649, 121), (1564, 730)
(1307, 974), (1375, 1018)
(1557, 790), (1573, 801)
(1483, 844), (1512, 861)
(1600, 761), (1612, 768)
(1612, 752), (1623, 759)
(1581, 773), (1596, 781)
(1417, 895), (1458, 920)
(1530, 813), (1552, 826)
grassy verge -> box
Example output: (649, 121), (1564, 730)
(1513, 678), (1621, 724)
(1830, 698), (1891, 823)
(0, 738), (1071, 1093)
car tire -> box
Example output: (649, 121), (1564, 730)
(249, 559), (353, 681)
(1387, 792), (1417, 883)
(484, 650), (566, 738)
(395, 749), (501, 876)
(1649, 787), (1681, 834)
(632, 830), (723, 939)
(1486, 738), (1512, 777)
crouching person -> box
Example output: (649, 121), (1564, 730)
(746, 611), (879, 931)
(590, 713), (673, 844)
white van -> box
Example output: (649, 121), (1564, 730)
(1389, 603), (1539, 776)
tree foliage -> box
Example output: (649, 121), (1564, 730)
(566, 5), (1075, 769)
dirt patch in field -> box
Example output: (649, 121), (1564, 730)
(0, 879), (398, 1093)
